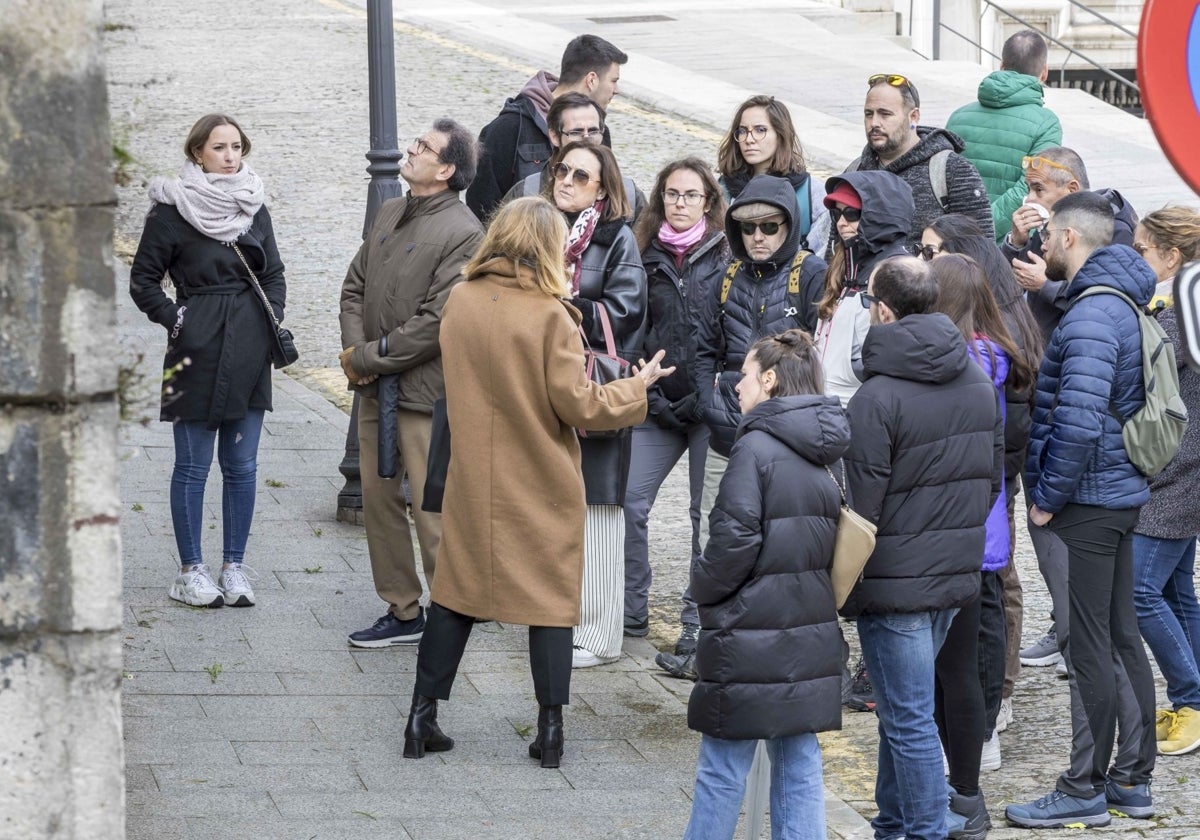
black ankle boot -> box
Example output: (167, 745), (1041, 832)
(403, 694), (454, 759)
(527, 704), (564, 768)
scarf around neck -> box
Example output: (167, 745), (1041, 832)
(658, 218), (707, 257)
(148, 160), (265, 243)
(564, 200), (605, 295)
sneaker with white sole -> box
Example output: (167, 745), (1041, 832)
(996, 697), (1014, 733)
(218, 564), (257, 607)
(169, 565), (224, 608)
(1019, 627), (1063, 666)
(572, 646), (618, 669)
(981, 729), (1001, 771)
(1159, 706), (1200, 755)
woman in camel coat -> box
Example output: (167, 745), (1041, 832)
(402, 196), (673, 770)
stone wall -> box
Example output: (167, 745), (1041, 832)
(0, 0), (124, 837)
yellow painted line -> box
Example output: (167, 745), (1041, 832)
(312, 0), (723, 143)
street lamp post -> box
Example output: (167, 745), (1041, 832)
(336, 0), (405, 523)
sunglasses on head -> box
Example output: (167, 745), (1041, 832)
(552, 162), (599, 188)
(738, 220), (783, 236)
(830, 207), (862, 223)
(1022, 155), (1079, 183)
(867, 73), (920, 107)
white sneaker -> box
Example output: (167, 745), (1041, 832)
(218, 564), (258, 607)
(169, 565), (224, 608)
(997, 697), (1014, 733)
(571, 646), (618, 669)
(981, 730), (1001, 771)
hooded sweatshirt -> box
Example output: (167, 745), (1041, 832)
(689, 394), (849, 740)
(854, 126), (995, 245)
(947, 71), (1063, 241)
(841, 313), (1003, 617)
(693, 175), (828, 457)
(815, 171), (914, 405)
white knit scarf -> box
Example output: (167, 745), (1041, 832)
(147, 161), (265, 243)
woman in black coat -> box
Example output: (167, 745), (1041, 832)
(682, 329), (848, 840)
(129, 113), (288, 610)
(542, 141), (647, 668)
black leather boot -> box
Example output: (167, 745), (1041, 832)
(527, 704), (564, 768)
(403, 694), (454, 759)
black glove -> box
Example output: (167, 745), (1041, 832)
(669, 392), (700, 423)
(654, 405), (688, 432)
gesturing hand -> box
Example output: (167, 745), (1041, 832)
(633, 349), (676, 388)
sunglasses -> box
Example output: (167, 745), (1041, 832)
(552, 162), (600, 188)
(914, 243), (943, 261)
(868, 73), (910, 88)
(738, 220), (783, 236)
(1022, 155), (1080, 183)
(830, 207), (862, 223)
(859, 291), (885, 310)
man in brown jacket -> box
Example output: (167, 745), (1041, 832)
(339, 118), (484, 647)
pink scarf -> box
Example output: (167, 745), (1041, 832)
(657, 218), (707, 257)
(564, 201), (605, 295)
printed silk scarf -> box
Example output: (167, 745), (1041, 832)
(564, 200), (606, 295)
(148, 160), (265, 244)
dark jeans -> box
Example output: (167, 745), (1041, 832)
(978, 570), (1007, 732)
(170, 410), (264, 568)
(415, 602), (572, 706)
(1050, 503), (1157, 795)
(936, 586), (984, 796)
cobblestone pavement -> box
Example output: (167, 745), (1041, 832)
(105, 0), (1200, 836)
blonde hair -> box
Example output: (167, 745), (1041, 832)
(1141, 205), (1200, 263)
(464, 197), (571, 298)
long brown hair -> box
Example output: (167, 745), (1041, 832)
(717, 95), (806, 182)
(816, 241), (848, 322)
(540, 141), (631, 223)
(931, 254), (1035, 393)
(633, 157), (726, 252)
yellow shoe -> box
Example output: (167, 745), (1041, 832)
(1156, 709), (1177, 741)
(1160, 706), (1200, 756)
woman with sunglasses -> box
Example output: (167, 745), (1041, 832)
(813, 171), (913, 408)
(1130, 206), (1200, 756)
(717, 95), (830, 253)
(623, 158), (729, 646)
(929, 253), (1037, 836)
(541, 140), (649, 669)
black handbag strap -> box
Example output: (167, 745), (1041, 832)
(231, 243), (282, 330)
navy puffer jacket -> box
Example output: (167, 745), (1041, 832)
(693, 175), (828, 457)
(688, 395), (849, 740)
(1025, 245), (1155, 513)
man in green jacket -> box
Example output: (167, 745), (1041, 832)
(947, 30), (1062, 241)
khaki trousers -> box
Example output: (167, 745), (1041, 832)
(358, 395), (440, 620)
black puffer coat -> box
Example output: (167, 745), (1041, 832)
(688, 395), (849, 740)
(694, 175), (828, 457)
(129, 203), (286, 429)
(570, 217), (648, 505)
(841, 314), (1002, 618)
(641, 231), (729, 416)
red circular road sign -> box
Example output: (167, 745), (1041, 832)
(1139, 0), (1200, 196)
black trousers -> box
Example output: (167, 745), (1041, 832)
(1051, 503), (1156, 794)
(414, 602), (572, 706)
(978, 570), (1007, 733)
(935, 583), (985, 796)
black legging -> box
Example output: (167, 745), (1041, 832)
(414, 602), (572, 706)
(935, 585), (985, 796)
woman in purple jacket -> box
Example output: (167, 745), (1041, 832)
(930, 254), (1036, 836)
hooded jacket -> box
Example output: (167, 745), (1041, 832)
(815, 171), (913, 405)
(1001, 189), (1138, 342)
(1025, 245), (1155, 514)
(693, 175), (828, 456)
(723, 170), (832, 254)
(947, 71), (1063, 241)
(688, 395), (849, 740)
(841, 313), (1003, 617)
(854, 127), (994, 245)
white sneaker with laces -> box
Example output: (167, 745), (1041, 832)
(997, 697), (1014, 732)
(169, 565), (224, 608)
(218, 564), (257, 607)
(981, 729), (1001, 771)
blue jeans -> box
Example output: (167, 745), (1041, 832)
(684, 733), (825, 840)
(858, 609), (956, 840)
(170, 411), (264, 568)
(1133, 534), (1200, 709)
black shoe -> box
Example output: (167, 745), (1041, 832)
(947, 791), (992, 840)
(674, 622), (699, 655)
(845, 658), (875, 712)
(402, 694), (454, 759)
(348, 608), (425, 648)
(527, 704), (564, 768)
(656, 651), (698, 681)
(623, 615), (649, 637)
